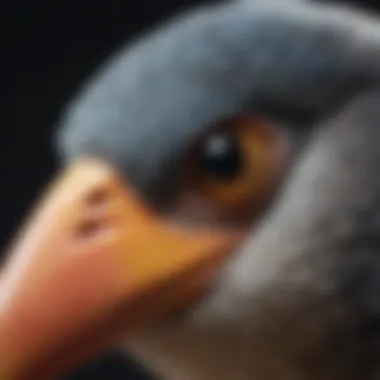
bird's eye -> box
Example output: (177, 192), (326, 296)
(171, 116), (289, 227)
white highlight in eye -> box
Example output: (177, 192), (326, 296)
(208, 136), (231, 155)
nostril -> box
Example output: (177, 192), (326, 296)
(75, 218), (111, 239)
(75, 219), (109, 239)
(75, 188), (116, 239)
(86, 188), (110, 207)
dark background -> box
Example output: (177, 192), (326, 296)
(0, 0), (378, 378)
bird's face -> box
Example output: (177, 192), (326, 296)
(2, 1), (380, 379)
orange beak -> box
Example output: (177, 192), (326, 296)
(0, 158), (240, 380)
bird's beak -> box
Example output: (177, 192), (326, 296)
(0, 158), (240, 380)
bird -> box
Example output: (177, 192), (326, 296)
(1, 0), (380, 379)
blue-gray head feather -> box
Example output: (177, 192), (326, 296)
(56, 0), (380, 204)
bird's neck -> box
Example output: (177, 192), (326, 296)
(123, 327), (253, 380)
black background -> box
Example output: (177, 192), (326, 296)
(0, 0), (378, 378)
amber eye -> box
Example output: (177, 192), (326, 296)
(172, 116), (288, 227)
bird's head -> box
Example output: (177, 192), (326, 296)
(2, 1), (380, 379)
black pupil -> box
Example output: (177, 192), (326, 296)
(199, 133), (243, 181)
